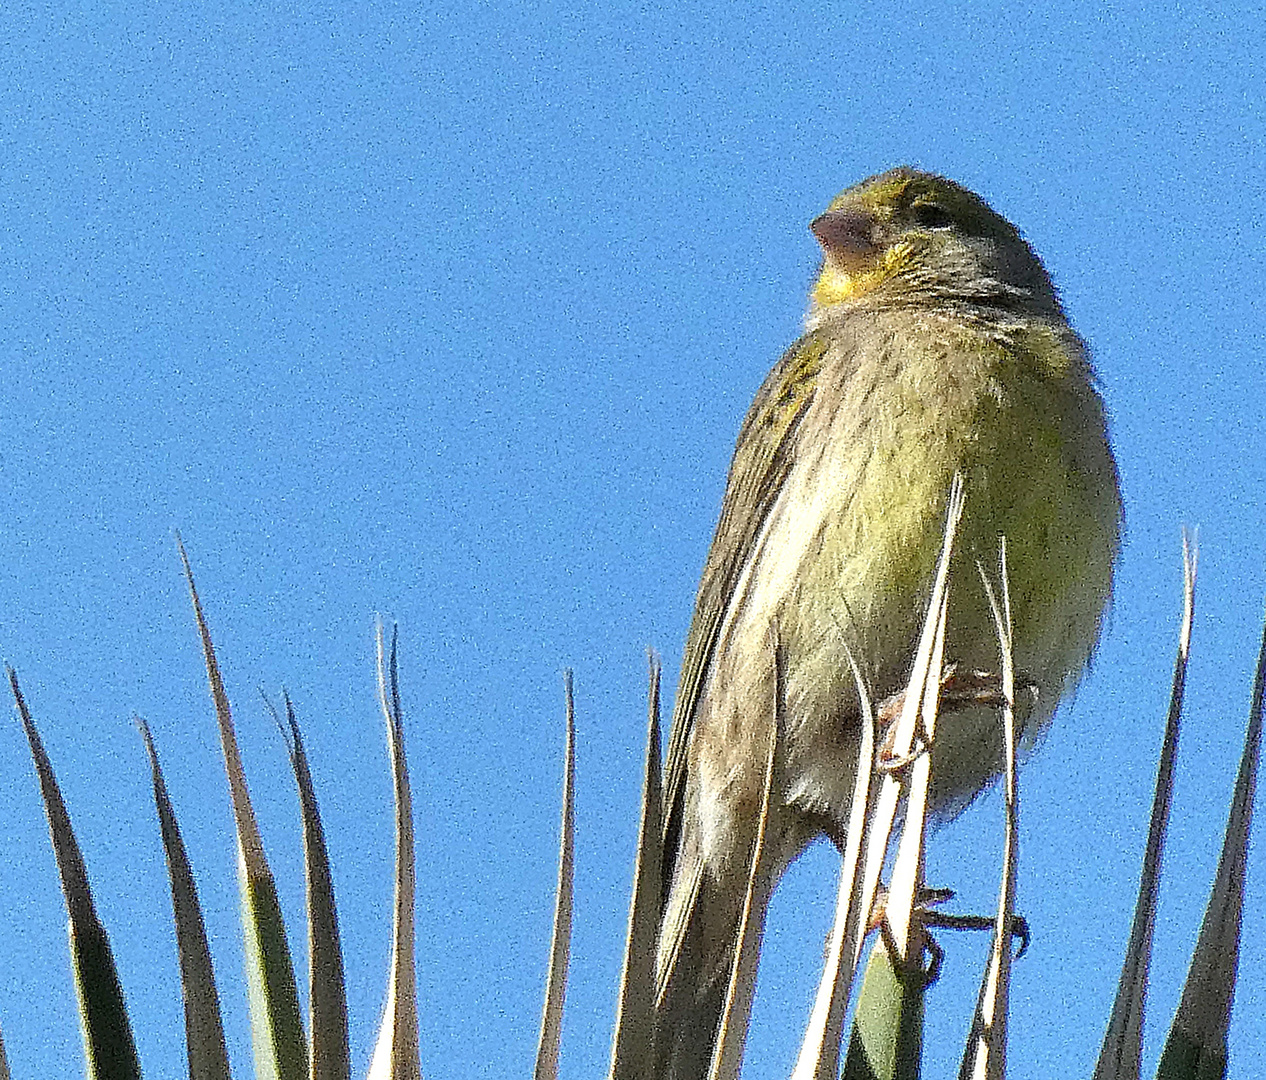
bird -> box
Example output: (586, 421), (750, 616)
(653, 167), (1122, 1079)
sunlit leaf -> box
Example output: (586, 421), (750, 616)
(272, 694), (350, 1080)
(9, 668), (141, 1080)
(534, 671), (576, 1080)
(179, 537), (306, 1080)
(137, 717), (231, 1080)
(367, 623), (421, 1080)
(1095, 535), (1196, 1080)
(1157, 549), (1261, 1080)
(609, 655), (664, 1080)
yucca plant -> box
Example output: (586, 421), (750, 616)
(1, 520), (1258, 1079)
(5, 543), (424, 1080)
(594, 521), (1257, 1080)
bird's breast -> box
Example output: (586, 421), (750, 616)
(694, 311), (1118, 831)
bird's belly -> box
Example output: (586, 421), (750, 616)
(686, 432), (955, 864)
(691, 415), (1110, 860)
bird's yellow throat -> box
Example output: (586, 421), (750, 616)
(811, 241), (914, 306)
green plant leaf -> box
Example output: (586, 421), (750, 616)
(273, 694), (351, 1080)
(179, 538), (306, 1080)
(841, 940), (925, 1080)
(1156, 558), (1262, 1080)
(367, 623), (421, 1080)
(9, 668), (141, 1080)
(1095, 535), (1196, 1080)
(137, 717), (232, 1080)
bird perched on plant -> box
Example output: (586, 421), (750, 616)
(654, 167), (1121, 1079)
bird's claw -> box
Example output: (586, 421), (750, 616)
(873, 666), (1040, 773)
(921, 910), (1031, 958)
(868, 883), (1028, 988)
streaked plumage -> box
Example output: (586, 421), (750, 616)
(654, 168), (1121, 1079)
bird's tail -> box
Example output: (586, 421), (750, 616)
(654, 842), (772, 1080)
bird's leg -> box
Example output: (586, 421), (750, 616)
(865, 882), (954, 932)
(921, 908), (1031, 958)
(869, 886), (1029, 985)
(868, 884), (955, 986)
(871, 662), (952, 773)
(875, 666), (1038, 773)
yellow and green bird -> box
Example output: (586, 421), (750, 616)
(654, 167), (1121, 1078)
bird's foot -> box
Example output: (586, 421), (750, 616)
(875, 666), (1038, 773)
(864, 884), (955, 985)
(866, 883), (955, 932)
(869, 885), (1029, 986)
(920, 906), (1031, 959)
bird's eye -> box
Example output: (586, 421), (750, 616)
(912, 203), (954, 230)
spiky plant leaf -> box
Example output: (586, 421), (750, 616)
(609, 656), (664, 1080)
(272, 694), (350, 1080)
(1157, 559), (1262, 1080)
(960, 544), (1019, 1080)
(791, 645), (876, 1080)
(534, 672), (576, 1080)
(9, 668), (141, 1080)
(367, 623), (421, 1080)
(1095, 535), (1196, 1080)
(137, 717), (231, 1080)
(179, 538), (306, 1080)
(791, 478), (963, 1080)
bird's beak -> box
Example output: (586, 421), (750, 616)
(811, 209), (882, 272)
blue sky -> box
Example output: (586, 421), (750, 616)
(0, 2), (1263, 1077)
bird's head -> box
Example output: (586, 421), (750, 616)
(808, 168), (1060, 318)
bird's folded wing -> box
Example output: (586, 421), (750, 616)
(660, 333), (828, 870)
